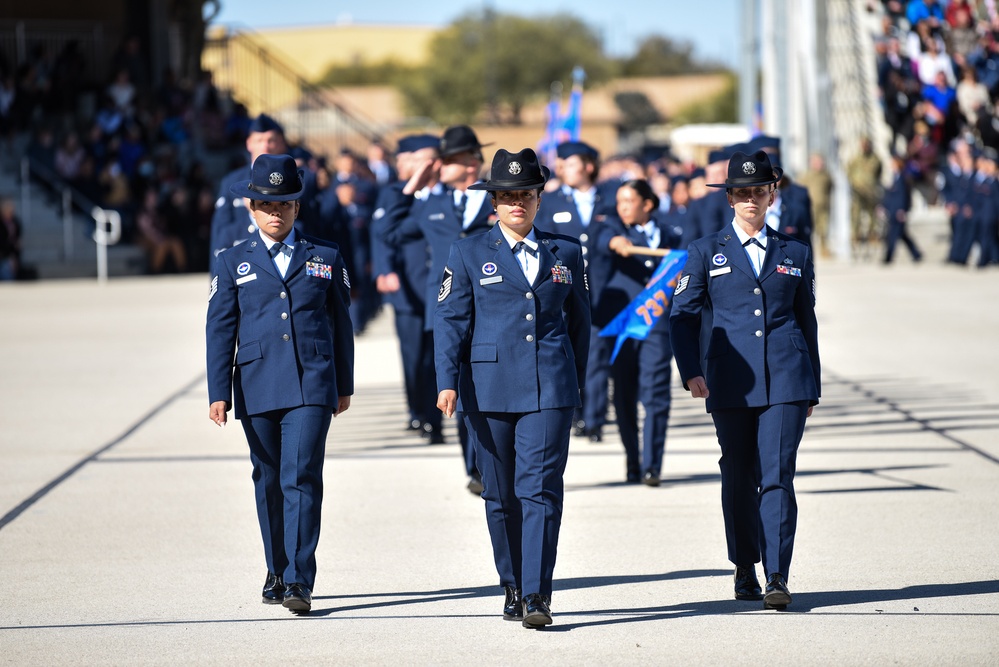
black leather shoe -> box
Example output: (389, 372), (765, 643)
(521, 593), (552, 628)
(503, 586), (522, 620)
(587, 427), (603, 443)
(425, 427), (445, 444)
(573, 421), (587, 438)
(261, 572), (286, 604)
(407, 419), (423, 431)
(764, 573), (792, 609)
(282, 583), (312, 613)
(642, 471), (660, 487)
(734, 565), (763, 600)
(467, 473), (484, 495)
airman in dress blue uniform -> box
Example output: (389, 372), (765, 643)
(370, 134), (441, 438)
(669, 151), (820, 611)
(594, 179), (682, 485)
(435, 148), (590, 629)
(377, 125), (495, 490)
(535, 140), (613, 441)
(207, 154), (354, 614)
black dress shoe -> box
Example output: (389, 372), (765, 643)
(262, 572), (286, 604)
(502, 586), (522, 620)
(586, 427), (603, 443)
(521, 593), (552, 628)
(407, 419), (423, 431)
(282, 583), (312, 613)
(467, 472), (484, 495)
(734, 565), (763, 600)
(573, 422), (587, 438)
(764, 573), (792, 609)
(642, 471), (660, 487)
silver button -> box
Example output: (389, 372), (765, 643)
(584, 259), (589, 268)
(580, 233), (589, 243)
(526, 292), (534, 299)
(582, 246), (588, 255)
(754, 288), (761, 295)
(755, 330), (763, 338)
(526, 335), (535, 342)
(281, 313), (288, 320)
(247, 224), (255, 233)
(280, 291), (287, 299)
(282, 334), (290, 341)
(526, 314), (534, 321)
(645, 260), (653, 268)
(754, 309), (761, 317)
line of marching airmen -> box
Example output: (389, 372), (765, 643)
(206, 121), (819, 623)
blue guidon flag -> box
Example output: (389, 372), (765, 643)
(598, 250), (688, 363)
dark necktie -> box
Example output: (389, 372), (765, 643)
(269, 243), (292, 258)
(514, 241), (537, 257)
(743, 237), (764, 249)
(454, 191), (467, 222)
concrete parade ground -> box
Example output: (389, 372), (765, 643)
(1, 217), (998, 665)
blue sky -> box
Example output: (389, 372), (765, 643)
(211, 0), (741, 67)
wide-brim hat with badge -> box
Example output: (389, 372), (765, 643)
(706, 150), (784, 189)
(438, 124), (493, 158)
(229, 153), (304, 202)
(468, 148), (551, 191)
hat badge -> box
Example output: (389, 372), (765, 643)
(269, 172), (284, 186)
(742, 161), (757, 175)
(508, 161), (522, 175)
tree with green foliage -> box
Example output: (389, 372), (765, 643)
(669, 72), (739, 125)
(399, 10), (612, 125)
(617, 35), (723, 77)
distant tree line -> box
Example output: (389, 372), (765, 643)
(317, 11), (733, 126)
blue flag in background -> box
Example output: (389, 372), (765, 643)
(598, 250), (688, 363)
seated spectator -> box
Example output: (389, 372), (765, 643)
(956, 66), (991, 128)
(906, 0), (945, 34)
(107, 69), (136, 118)
(945, 0), (977, 29)
(0, 197), (22, 281)
(135, 188), (186, 274)
(947, 5), (980, 61)
(916, 36), (957, 87)
(54, 132), (86, 183)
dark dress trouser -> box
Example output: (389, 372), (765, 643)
(711, 400), (809, 578)
(468, 407), (573, 599)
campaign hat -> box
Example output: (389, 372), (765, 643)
(439, 125), (492, 157)
(706, 150), (783, 189)
(468, 148), (550, 191)
(230, 154), (304, 201)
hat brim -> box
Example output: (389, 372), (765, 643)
(439, 141), (494, 158)
(229, 179), (304, 202)
(467, 166), (550, 191)
(706, 167), (783, 189)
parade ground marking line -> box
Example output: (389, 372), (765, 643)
(0, 373), (205, 533)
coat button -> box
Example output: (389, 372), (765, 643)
(754, 288), (761, 295)
(281, 313), (288, 320)
(526, 335), (535, 342)
(526, 313), (534, 321)
(526, 292), (534, 299)
(582, 246), (588, 255)
(755, 330), (763, 337)
(754, 309), (761, 317)
(280, 291), (287, 299)
(282, 334), (290, 341)
(580, 233), (589, 243)
(645, 260), (653, 268)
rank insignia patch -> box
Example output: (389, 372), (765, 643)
(674, 274), (690, 295)
(438, 267), (453, 302)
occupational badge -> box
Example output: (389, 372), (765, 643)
(482, 262), (498, 276)
(712, 254), (727, 266)
(237, 262), (251, 276)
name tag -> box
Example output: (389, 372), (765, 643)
(429, 213), (446, 220)
(479, 275), (503, 285)
(235, 273), (257, 285)
(776, 265), (802, 277)
(553, 211), (572, 223)
(709, 266), (732, 277)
